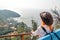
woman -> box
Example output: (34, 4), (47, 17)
(31, 12), (54, 38)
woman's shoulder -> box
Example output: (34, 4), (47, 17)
(37, 25), (51, 32)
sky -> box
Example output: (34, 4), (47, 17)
(0, 0), (60, 11)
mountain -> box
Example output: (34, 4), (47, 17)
(0, 9), (21, 35)
(0, 10), (20, 19)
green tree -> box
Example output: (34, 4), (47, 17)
(17, 22), (31, 33)
(51, 7), (60, 30)
(16, 22), (31, 40)
(31, 20), (38, 31)
(31, 19), (38, 40)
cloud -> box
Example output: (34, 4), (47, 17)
(0, 0), (60, 9)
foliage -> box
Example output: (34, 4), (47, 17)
(51, 8), (60, 30)
(31, 19), (38, 31)
(16, 22), (31, 33)
(31, 19), (38, 40)
(0, 27), (14, 35)
(16, 22), (31, 40)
